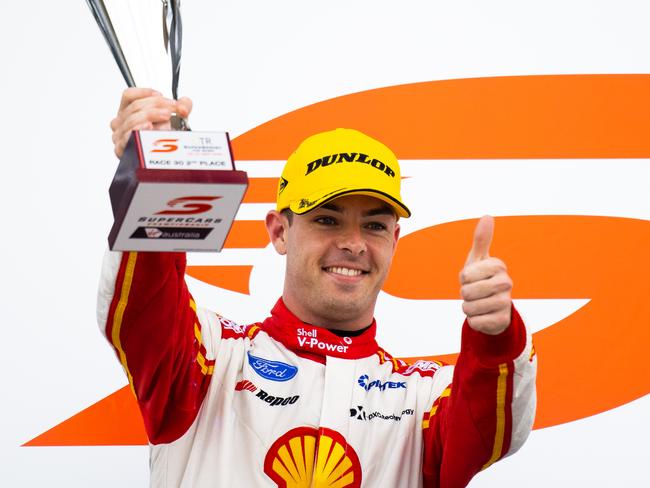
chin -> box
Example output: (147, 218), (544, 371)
(316, 294), (372, 324)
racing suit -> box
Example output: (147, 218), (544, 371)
(97, 250), (536, 487)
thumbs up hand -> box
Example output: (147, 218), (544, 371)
(459, 216), (513, 335)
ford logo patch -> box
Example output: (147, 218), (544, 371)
(247, 353), (298, 382)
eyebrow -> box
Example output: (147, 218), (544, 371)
(364, 206), (396, 218)
(320, 202), (396, 218)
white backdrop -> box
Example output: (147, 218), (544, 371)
(2, 1), (649, 486)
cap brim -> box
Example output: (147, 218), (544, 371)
(288, 187), (411, 218)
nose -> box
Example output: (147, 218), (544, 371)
(336, 225), (367, 255)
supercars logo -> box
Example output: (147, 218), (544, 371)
(155, 196), (221, 215)
(150, 138), (179, 153)
(264, 427), (361, 487)
(248, 353), (298, 382)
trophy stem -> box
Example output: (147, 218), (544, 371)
(86, 0), (136, 88)
(169, 0), (183, 100)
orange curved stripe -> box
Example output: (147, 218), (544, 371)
(186, 265), (253, 295)
(223, 221), (269, 248)
(23, 386), (147, 446)
(232, 75), (650, 160)
(242, 177), (277, 204)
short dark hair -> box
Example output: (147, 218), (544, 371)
(280, 208), (294, 225)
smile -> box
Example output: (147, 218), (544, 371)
(323, 266), (366, 277)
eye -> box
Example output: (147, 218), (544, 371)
(365, 221), (387, 231)
(314, 216), (337, 226)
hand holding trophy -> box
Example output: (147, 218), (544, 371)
(86, 0), (248, 252)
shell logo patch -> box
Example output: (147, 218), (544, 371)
(264, 426), (362, 487)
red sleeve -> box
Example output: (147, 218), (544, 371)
(421, 306), (530, 488)
(103, 251), (214, 444)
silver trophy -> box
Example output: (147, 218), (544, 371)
(87, 0), (248, 252)
(86, 0), (187, 128)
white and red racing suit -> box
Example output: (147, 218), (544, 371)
(97, 250), (536, 487)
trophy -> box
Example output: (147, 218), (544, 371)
(87, 0), (248, 252)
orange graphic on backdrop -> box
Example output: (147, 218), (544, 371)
(24, 74), (650, 446)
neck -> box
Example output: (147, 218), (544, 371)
(281, 293), (375, 332)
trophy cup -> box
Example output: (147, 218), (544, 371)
(86, 0), (248, 252)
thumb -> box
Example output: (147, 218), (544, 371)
(466, 215), (494, 264)
(176, 96), (193, 118)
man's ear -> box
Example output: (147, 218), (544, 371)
(265, 210), (289, 255)
(392, 222), (401, 252)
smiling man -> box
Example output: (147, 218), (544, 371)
(98, 89), (536, 487)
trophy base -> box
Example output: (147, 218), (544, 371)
(108, 130), (248, 252)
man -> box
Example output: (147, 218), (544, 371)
(98, 88), (536, 487)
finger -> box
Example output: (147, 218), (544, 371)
(111, 97), (173, 140)
(462, 291), (511, 317)
(114, 121), (154, 158)
(122, 107), (174, 133)
(459, 257), (507, 285)
(114, 109), (172, 157)
(460, 274), (512, 301)
(120, 96), (176, 121)
(176, 96), (193, 118)
(152, 120), (172, 131)
(113, 113), (160, 150)
(467, 309), (512, 336)
(466, 215), (494, 265)
(118, 87), (162, 113)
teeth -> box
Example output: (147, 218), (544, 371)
(326, 267), (363, 277)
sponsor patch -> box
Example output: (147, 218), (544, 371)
(357, 374), (406, 392)
(234, 380), (300, 407)
(219, 316), (248, 335)
(402, 359), (443, 376)
(349, 405), (414, 422)
(248, 352), (298, 382)
(304, 152), (396, 178)
(130, 226), (214, 240)
(296, 327), (350, 354)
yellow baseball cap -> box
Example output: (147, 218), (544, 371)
(276, 128), (411, 218)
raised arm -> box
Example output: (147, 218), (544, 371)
(97, 90), (216, 445)
(421, 216), (537, 487)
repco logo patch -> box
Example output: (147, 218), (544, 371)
(235, 380), (300, 407)
(305, 153), (395, 178)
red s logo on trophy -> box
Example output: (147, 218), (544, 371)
(151, 138), (179, 153)
(155, 196), (221, 215)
